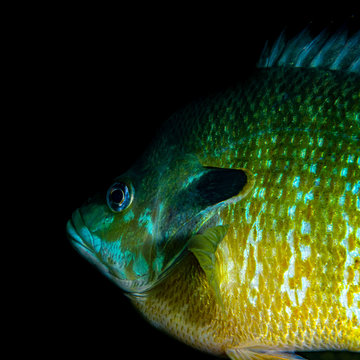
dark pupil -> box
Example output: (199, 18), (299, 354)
(111, 188), (124, 204)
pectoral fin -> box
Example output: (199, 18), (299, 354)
(188, 225), (228, 306)
(226, 348), (306, 360)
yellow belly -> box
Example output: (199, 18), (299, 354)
(132, 244), (359, 356)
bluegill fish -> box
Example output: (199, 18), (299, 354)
(67, 29), (360, 360)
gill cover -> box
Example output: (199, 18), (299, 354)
(126, 154), (254, 294)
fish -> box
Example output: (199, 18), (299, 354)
(67, 28), (360, 360)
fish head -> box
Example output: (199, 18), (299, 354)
(67, 154), (254, 295)
(66, 166), (165, 295)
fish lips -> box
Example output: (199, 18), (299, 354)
(66, 208), (108, 273)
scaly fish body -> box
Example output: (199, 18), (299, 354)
(67, 31), (360, 360)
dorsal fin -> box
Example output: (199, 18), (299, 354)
(258, 27), (360, 74)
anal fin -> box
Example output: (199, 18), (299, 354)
(226, 348), (306, 360)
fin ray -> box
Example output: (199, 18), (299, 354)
(258, 27), (360, 74)
(226, 348), (306, 360)
(188, 225), (228, 306)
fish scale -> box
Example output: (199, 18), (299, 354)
(67, 30), (360, 360)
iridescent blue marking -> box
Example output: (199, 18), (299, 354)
(123, 210), (135, 222)
(296, 191), (303, 202)
(301, 221), (311, 235)
(352, 181), (360, 195)
(304, 191), (314, 204)
(341, 168), (348, 177)
(133, 253), (150, 277)
(310, 164), (317, 174)
(345, 182), (352, 192)
(293, 176), (300, 188)
(339, 195), (346, 207)
(288, 205), (296, 219)
(139, 208), (154, 235)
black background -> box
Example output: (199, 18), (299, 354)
(39, 5), (360, 360)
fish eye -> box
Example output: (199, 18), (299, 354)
(106, 182), (132, 212)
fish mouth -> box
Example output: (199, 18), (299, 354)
(67, 209), (153, 295)
(66, 208), (98, 263)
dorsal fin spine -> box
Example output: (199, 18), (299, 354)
(258, 28), (360, 74)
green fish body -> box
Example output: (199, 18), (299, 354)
(67, 30), (360, 360)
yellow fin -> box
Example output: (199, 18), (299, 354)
(188, 225), (228, 307)
(226, 348), (306, 360)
